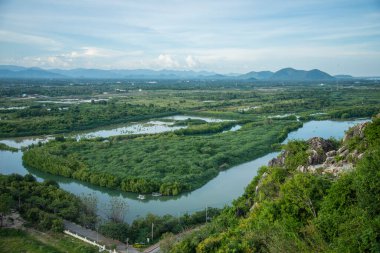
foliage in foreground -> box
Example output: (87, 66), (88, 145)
(22, 120), (301, 195)
(169, 117), (380, 252)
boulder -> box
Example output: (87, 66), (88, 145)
(307, 137), (335, 153)
(324, 156), (336, 165)
(268, 151), (287, 167)
(351, 149), (359, 159)
(326, 150), (336, 157)
(308, 149), (325, 165)
(337, 145), (347, 155)
(340, 149), (350, 158)
(297, 165), (306, 173)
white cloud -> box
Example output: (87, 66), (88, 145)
(185, 55), (198, 68)
(156, 54), (179, 68)
(62, 47), (127, 58)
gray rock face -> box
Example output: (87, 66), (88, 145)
(337, 146), (347, 155)
(306, 137), (336, 165)
(326, 150), (337, 157)
(268, 151), (287, 167)
(270, 132), (367, 177)
(308, 149), (324, 165)
(307, 137), (335, 153)
(343, 122), (369, 142)
(324, 156), (336, 165)
(340, 149), (350, 157)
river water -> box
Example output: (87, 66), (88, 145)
(0, 118), (368, 222)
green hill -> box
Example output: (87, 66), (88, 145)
(168, 115), (380, 252)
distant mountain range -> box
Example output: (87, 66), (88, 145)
(0, 65), (354, 81)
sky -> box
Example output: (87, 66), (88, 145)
(0, 0), (379, 75)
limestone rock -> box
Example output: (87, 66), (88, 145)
(308, 149), (325, 165)
(337, 145), (347, 155)
(268, 151), (287, 167)
(297, 165), (306, 173)
(339, 149), (349, 157)
(324, 156), (336, 165)
(307, 137), (335, 153)
(326, 150), (336, 157)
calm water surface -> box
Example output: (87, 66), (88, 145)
(0, 119), (368, 222)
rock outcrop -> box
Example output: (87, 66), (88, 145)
(268, 122), (368, 177)
(343, 122), (369, 142)
(268, 151), (287, 167)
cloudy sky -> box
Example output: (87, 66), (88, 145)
(0, 0), (379, 75)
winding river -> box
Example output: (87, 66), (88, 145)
(0, 118), (368, 222)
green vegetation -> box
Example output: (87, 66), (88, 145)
(0, 143), (18, 152)
(172, 118), (208, 126)
(0, 228), (97, 253)
(0, 101), (176, 138)
(23, 120), (301, 195)
(0, 174), (97, 231)
(168, 117), (380, 252)
(1, 80), (380, 138)
(174, 121), (241, 135)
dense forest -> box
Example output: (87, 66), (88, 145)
(22, 120), (301, 195)
(166, 115), (380, 252)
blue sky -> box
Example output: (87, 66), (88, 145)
(0, 0), (379, 75)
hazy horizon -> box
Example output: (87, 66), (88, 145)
(0, 0), (379, 76)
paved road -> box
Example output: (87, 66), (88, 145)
(64, 220), (139, 253)
(143, 243), (160, 253)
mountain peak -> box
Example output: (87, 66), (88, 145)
(271, 68), (334, 81)
(0, 65), (338, 81)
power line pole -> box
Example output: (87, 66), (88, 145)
(205, 205), (208, 223)
(151, 222), (154, 242)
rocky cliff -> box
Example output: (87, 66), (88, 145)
(268, 122), (369, 177)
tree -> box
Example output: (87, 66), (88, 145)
(79, 193), (98, 229)
(99, 221), (129, 241)
(80, 193), (98, 216)
(160, 232), (176, 253)
(108, 197), (128, 223)
(279, 173), (330, 221)
(0, 193), (13, 227)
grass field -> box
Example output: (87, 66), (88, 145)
(0, 228), (97, 253)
